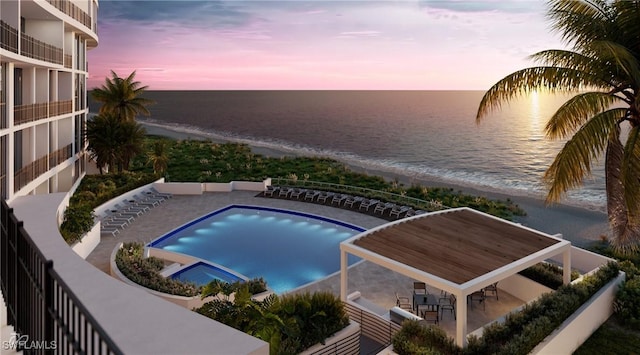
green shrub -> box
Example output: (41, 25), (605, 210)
(518, 262), (580, 290)
(614, 261), (640, 330)
(59, 204), (95, 244)
(392, 320), (460, 355)
(115, 242), (200, 297)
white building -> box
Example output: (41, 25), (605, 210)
(0, 0), (98, 202)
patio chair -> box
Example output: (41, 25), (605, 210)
(304, 190), (320, 201)
(289, 188), (307, 199)
(421, 309), (439, 325)
(374, 202), (395, 215)
(359, 199), (380, 211)
(413, 282), (428, 295)
(263, 185), (279, 197)
(316, 191), (335, 203)
(344, 196), (364, 208)
(389, 205), (411, 219)
(148, 187), (172, 199)
(468, 290), (485, 310)
(484, 282), (499, 300)
(395, 292), (412, 311)
(439, 294), (456, 319)
(331, 194), (348, 205)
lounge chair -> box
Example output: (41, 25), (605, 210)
(316, 191), (335, 203)
(374, 202), (395, 214)
(344, 196), (364, 208)
(148, 187), (172, 199)
(263, 185), (279, 197)
(100, 226), (120, 237)
(304, 190), (320, 201)
(389, 206), (411, 219)
(359, 199), (380, 211)
(278, 187), (293, 197)
(289, 188), (307, 199)
(331, 194), (348, 205)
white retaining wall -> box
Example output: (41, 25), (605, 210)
(71, 222), (101, 259)
(531, 271), (625, 354)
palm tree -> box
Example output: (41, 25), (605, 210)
(148, 141), (169, 175)
(91, 70), (154, 122)
(85, 113), (121, 174)
(85, 113), (146, 173)
(476, 0), (640, 253)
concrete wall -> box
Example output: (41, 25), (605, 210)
(71, 222), (100, 259)
(498, 273), (553, 303)
(155, 180), (269, 195)
(531, 271), (625, 354)
(300, 321), (360, 355)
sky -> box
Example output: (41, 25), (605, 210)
(87, 0), (567, 90)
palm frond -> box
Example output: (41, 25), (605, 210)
(544, 92), (622, 139)
(547, 0), (614, 49)
(476, 66), (607, 122)
(544, 108), (626, 202)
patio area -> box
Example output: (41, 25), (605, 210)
(85, 191), (542, 346)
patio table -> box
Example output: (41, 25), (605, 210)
(413, 293), (438, 316)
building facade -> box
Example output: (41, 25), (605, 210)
(0, 0), (98, 203)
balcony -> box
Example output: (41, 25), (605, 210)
(0, 102), (6, 129)
(14, 143), (73, 191)
(20, 32), (64, 65)
(64, 54), (72, 69)
(14, 100), (74, 126)
(0, 20), (18, 53)
(46, 0), (92, 30)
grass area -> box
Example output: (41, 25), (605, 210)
(130, 136), (526, 220)
(573, 317), (640, 354)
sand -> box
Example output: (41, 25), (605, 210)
(140, 121), (609, 248)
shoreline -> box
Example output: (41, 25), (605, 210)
(140, 121), (609, 248)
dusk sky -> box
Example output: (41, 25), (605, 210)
(87, 0), (566, 90)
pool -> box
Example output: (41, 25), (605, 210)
(148, 205), (365, 293)
(170, 261), (245, 286)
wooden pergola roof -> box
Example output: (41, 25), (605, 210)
(353, 208), (560, 285)
(340, 207), (572, 347)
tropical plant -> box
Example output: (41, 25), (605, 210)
(148, 140), (169, 175)
(85, 113), (146, 172)
(91, 70), (154, 122)
(476, 0), (640, 253)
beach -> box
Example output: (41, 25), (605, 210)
(141, 121), (609, 248)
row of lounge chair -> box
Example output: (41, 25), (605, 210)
(100, 188), (172, 237)
(263, 186), (426, 220)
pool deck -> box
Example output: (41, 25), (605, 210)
(85, 191), (524, 340)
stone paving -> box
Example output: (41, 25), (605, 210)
(85, 191), (524, 341)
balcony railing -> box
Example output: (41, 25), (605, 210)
(14, 143), (73, 191)
(0, 20), (18, 53)
(46, 0), (92, 30)
(0, 200), (123, 354)
(14, 100), (74, 126)
(20, 33), (64, 65)
(64, 54), (72, 69)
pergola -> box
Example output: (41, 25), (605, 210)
(339, 207), (572, 347)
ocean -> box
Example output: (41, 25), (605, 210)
(90, 90), (606, 211)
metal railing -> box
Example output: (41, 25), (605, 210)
(0, 200), (122, 354)
(45, 0), (92, 30)
(21, 32), (64, 65)
(64, 54), (72, 69)
(14, 144), (73, 191)
(343, 301), (401, 351)
(0, 20), (18, 53)
(307, 326), (360, 355)
(14, 100), (73, 125)
(0, 102), (6, 129)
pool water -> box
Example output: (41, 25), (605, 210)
(170, 262), (244, 286)
(148, 205), (365, 293)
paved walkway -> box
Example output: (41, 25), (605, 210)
(85, 191), (524, 341)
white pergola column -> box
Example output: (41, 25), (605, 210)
(563, 248), (572, 285)
(456, 293), (467, 347)
(340, 249), (348, 301)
